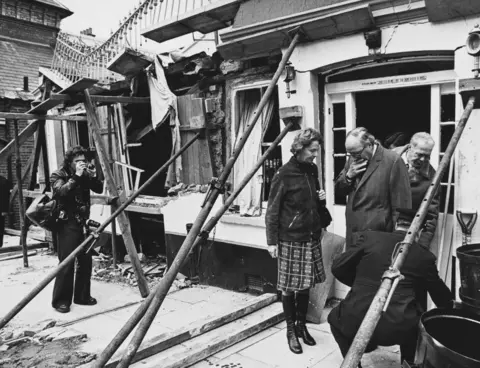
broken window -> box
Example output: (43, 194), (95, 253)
(232, 86), (280, 216)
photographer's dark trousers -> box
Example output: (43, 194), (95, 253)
(52, 218), (92, 308)
(0, 214), (5, 247)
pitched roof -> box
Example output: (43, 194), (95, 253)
(34, 0), (71, 12)
(0, 39), (54, 100)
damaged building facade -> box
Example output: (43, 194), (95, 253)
(10, 0), (480, 302)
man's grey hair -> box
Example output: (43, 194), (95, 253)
(346, 127), (376, 146)
(410, 132), (435, 148)
(290, 128), (323, 155)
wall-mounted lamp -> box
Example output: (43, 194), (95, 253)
(283, 62), (296, 98)
(466, 25), (480, 78)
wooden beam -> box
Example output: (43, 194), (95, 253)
(0, 120), (39, 163)
(9, 155), (33, 209)
(104, 294), (277, 367)
(0, 113), (87, 121)
(84, 89), (150, 298)
(49, 94), (151, 104)
(13, 119), (28, 267)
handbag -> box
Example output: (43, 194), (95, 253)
(318, 203), (332, 229)
(26, 192), (59, 231)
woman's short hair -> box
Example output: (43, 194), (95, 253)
(63, 145), (87, 168)
(290, 128), (323, 155)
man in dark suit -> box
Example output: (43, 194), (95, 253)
(393, 132), (440, 248)
(0, 175), (12, 247)
(335, 127), (412, 248)
(328, 208), (453, 366)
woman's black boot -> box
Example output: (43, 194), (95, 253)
(282, 294), (302, 354)
(296, 292), (316, 346)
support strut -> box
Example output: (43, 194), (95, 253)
(340, 96), (476, 368)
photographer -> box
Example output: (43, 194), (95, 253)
(50, 145), (103, 313)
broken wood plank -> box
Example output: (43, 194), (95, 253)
(129, 302), (283, 368)
(27, 77), (98, 114)
(49, 94), (150, 104)
(84, 89), (150, 298)
(107, 47), (153, 78)
(0, 243), (48, 254)
(105, 293), (277, 367)
(0, 113), (87, 121)
(0, 250), (37, 262)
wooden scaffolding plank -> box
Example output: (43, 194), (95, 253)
(84, 89), (150, 298)
(130, 302), (284, 368)
(27, 77), (98, 114)
(105, 293), (277, 367)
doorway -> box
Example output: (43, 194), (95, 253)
(355, 86), (431, 147)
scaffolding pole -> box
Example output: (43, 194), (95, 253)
(340, 96), (476, 368)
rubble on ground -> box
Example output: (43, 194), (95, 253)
(91, 252), (196, 290)
(0, 321), (95, 368)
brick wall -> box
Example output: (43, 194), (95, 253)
(1, 0), (63, 29)
(0, 99), (35, 230)
(0, 14), (57, 46)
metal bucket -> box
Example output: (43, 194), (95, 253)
(457, 243), (480, 310)
(415, 308), (480, 367)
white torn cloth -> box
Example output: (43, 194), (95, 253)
(147, 56), (182, 185)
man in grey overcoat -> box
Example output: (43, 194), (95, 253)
(335, 127), (412, 248)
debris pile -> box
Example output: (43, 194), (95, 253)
(91, 253), (169, 288)
(0, 320), (95, 368)
(167, 182), (209, 196)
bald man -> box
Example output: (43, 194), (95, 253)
(335, 127), (411, 248)
(393, 132), (440, 248)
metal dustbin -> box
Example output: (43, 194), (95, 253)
(457, 244), (480, 310)
(414, 308), (480, 367)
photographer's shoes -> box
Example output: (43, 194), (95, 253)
(55, 304), (70, 313)
(74, 297), (97, 306)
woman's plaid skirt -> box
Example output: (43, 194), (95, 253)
(277, 238), (326, 292)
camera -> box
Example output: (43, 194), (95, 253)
(85, 219), (101, 228)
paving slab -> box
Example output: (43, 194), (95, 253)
(238, 327), (335, 367)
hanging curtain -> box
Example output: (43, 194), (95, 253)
(234, 90), (275, 217)
(147, 56), (183, 185)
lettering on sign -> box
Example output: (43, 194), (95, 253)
(361, 75), (428, 87)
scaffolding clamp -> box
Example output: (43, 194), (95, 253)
(201, 177), (225, 208)
(381, 268), (404, 312)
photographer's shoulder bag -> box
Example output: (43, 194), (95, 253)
(26, 191), (59, 231)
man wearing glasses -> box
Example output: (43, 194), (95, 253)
(335, 127), (411, 248)
(393, 132), (439, 248)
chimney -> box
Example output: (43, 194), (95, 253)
(80, 28), (96, 37)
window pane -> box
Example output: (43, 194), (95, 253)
(440, 124), (455, 153)
(439, 184), (455, 214)
(441, 94), (455, 122)
(262, 145), (283, 201)
(334, 130), (346, 153)
(334, 156), (347, 205)
(333, 103), (346, 128)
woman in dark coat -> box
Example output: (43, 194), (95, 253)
(265, 128), (328, 354)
